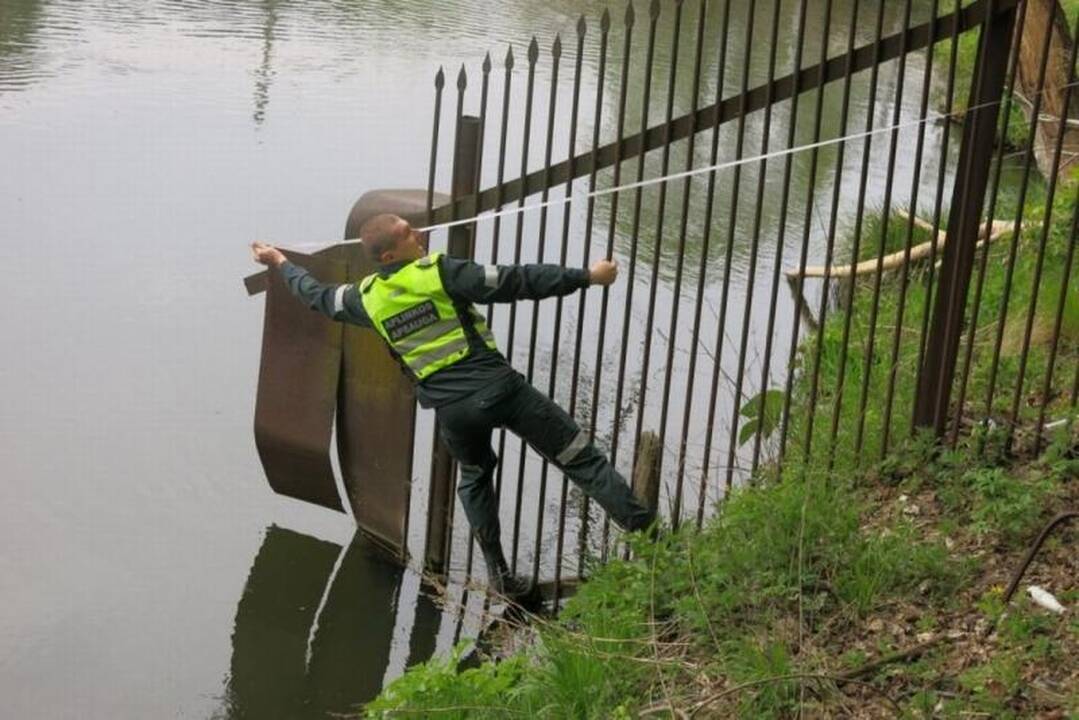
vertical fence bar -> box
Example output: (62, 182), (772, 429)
(426, 67), (445, 227)
(587, 3), (633, 560)
(753, 0), (810, 473)
(507, 38), (539, 575)
(912, 0), (964, 437)
(433, 68), (470, 578)
(914, 0), (1017, 435)
(853, 0), (914, 464)
(882, 1), (940, 458)
(681, 0), (732, 529)
(724, 0), (783, 487)
(520, 34), (561, 586)
(607, 0), (659, 557)
(632, 0), (684, 489)
(1035, 182), (1079, 451)
(426, 98), (482, 579)
(489, 46), (514, 545)
(552, 16), (587, 602)
(826, 0), (886, 469)
(464, 52), (493, 583)
(1007, 9), (1079, 453)
(952, 0), (1033, 446)
(921, 6), (1004, 438)
(701, 0), (756, 500)
(979, 4), (1056, 443)
(1071, 352), (1079, 408)
(660, 0), (707, 524)
(571, 9), (610, 577)
(785, 0), (858, 464)
(473, 45), (513, 628)
(800, 0), (857, 464)
(422, 67), (445, 576)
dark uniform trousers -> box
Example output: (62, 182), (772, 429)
(435, 371), (654, 551)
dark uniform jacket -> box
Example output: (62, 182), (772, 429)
(280, 256), (591, 409)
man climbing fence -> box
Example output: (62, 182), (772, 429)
(251, 213), (654, 599)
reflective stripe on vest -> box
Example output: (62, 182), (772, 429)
(358, 252), (498, 380)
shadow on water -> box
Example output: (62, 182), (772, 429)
(217, 526), (443, 719)
(253, 0), (278, 127)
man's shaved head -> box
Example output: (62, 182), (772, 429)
(360, 214), (410, 263)
(360, 213), (428, 266)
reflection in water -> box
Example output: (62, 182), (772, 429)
(218, 526), (442, 719)
(0, 0), (45, 92)
(253, 0), (278, 126)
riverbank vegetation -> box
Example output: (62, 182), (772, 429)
(365, 446), (1075, 717)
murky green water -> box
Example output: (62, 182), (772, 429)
(1, 0), (969, 716)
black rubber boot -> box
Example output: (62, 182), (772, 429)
(479, 540), (533, 601)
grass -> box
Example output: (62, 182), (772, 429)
(365, 466), (972, 718)
(364, 428), (1075, 717)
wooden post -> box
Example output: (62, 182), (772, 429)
(632, 430), (662, 518)
(1016, 0), (1079, 179)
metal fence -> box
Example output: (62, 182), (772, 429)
(408, 0), (1077, 596)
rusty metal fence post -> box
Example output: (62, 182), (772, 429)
(424, 113), (482, 577)
(914, 0), (1017, 435)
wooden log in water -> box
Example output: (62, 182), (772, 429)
(786, 212), (1019, 279)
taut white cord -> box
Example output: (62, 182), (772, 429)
(282, 79), (1079, 252)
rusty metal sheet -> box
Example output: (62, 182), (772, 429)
(331, 236), (416, 557)
(254, 249), (346, 511)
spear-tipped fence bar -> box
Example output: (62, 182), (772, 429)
(505, 37), (538, 576)
(520, 32), (561, 587)
(551, 16), (589, 603)
(427, 0), (1021, 227)
(566, 8), (610, 586)
(606, 0), (660, 561)
(584, 1), (633, 565)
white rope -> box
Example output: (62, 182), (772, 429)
(283, 79), (1079, 253)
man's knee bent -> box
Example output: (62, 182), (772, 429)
(455, 451), (498, 496)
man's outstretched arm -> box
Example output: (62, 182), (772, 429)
(250, 242), (372, 327)
(438, 255), (618, 304)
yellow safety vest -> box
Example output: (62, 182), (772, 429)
(358, 253), (498, 380)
